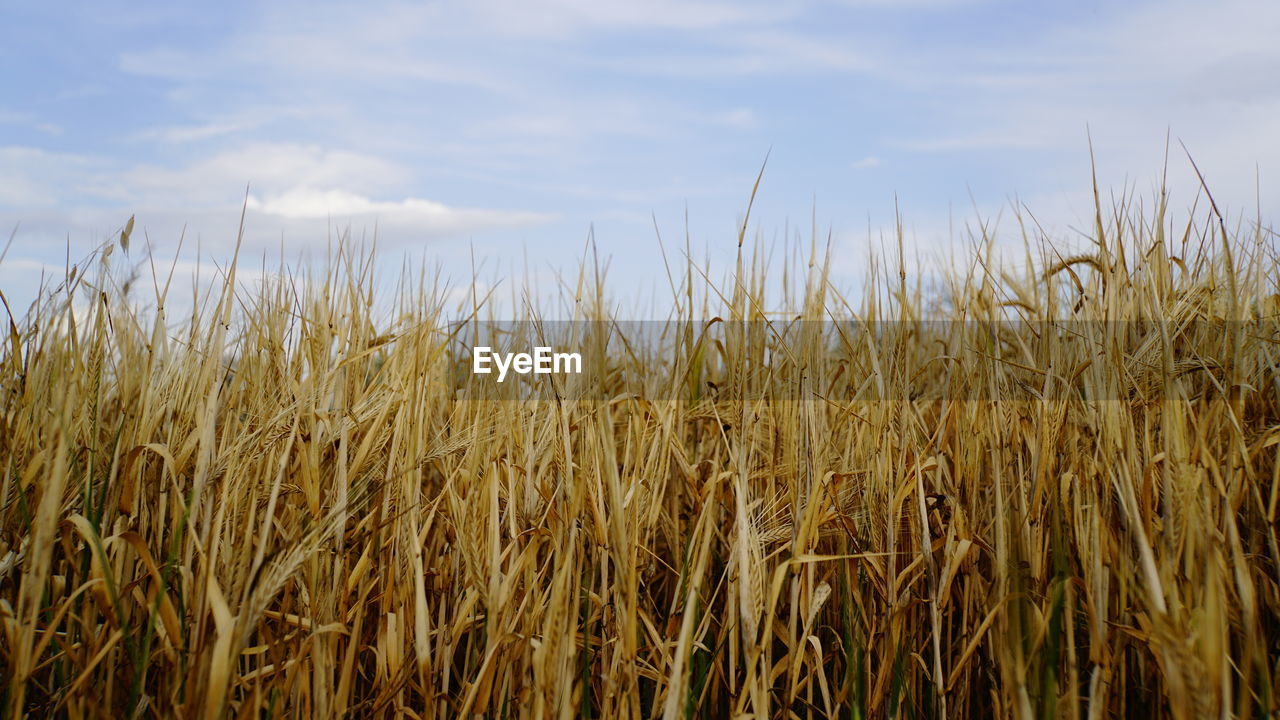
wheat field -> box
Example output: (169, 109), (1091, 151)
(1, 187), (1278, 718)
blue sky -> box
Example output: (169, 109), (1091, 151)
(2, 0), (1278, 315)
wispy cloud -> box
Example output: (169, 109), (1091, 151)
(453, 0), (790, 36)
(130, 112), (280, 144)
(888, 1), (1280, 162)
(0, 110), (62, 136)
(0, 147), (103, 207)
(708, 108), (759, 130)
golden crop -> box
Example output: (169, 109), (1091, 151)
(1, 186), (1277, 718)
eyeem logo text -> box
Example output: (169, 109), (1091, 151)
(472, 346), (583, 382)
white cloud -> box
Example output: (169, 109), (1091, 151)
(853, 156), (881, 168)
(0, 142), (554, 263)
(248, 187), (554, 229)
(120, 144), (410, 207)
